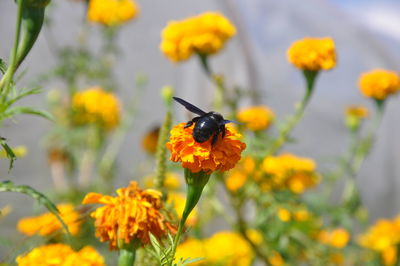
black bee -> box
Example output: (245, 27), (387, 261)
(173, 97), (233, 145)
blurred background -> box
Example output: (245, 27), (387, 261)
(1, 0), (400, 249)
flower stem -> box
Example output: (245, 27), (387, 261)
(266, 70), (318, 155)
(118, 247), (137, 266)
(0, 0), (25, 96)
(170, 169), (210, 266)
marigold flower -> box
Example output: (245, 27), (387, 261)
(167, 123), (246, 173)
(268, 251), (284, 266)
(17, 204), (81, 236)
(82, 181), (171, 249)
(262, 153), (319, 193)
(345, 105), (369, 119)
(358, 69), (400, 100)
(141, 126), (160, 155)
(287, 37), (336, 71)
(16, 244), (105, 266)
(318, 228), (350, 248)
(167, 192), (198, 226)
(160, 12), (236, 62)
(359, 217), (400, 252)
(143, 172), (181, 190)
(204, 232), (254, 266)
(72, 87), (121, 130)
(382, 246), (397, 266)
(277, 208), (291, 222)
(237, 105), (275, 131)
(87, 0), (138, 26)
(175, 238), (205, 265)
(225, 156), (255, 192)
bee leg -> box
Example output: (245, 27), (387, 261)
(184, 121), (193, 128)
(184, 117), (200, 128)
(211, 133), (219, 145)
(221, 125), (226, 139)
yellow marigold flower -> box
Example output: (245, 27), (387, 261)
(268, 251), (284, 266)
(167, 192), (198, 226)
(287, 37), (336, 71)
(382, 246), (397, 266)
(246, 229), (263, 245)
(166, 123), (246, 173)
(175, 238), (206, 265)
(17, 204), (81, 236)
(205, 232), (254, 266)
(359, 218), (400, 252)
(87, 0), (138, 26)
(141, 126), (160, 155)
(277, 208), (291, 222)
(262, 153), (319, 193)
(237, 106), (275, 131)
(358, 69), (400, 100)
(142, 172), (181, 190)
(225, 156), (255, 192)
(16, 244), (105, 266)
(82, 181), (171, 249)
(72, 87), (120, 130)
(318, 228), (350, 248)
(293, 209), (311, 222)
(345, 105), (369, 118)
(160, 12), (236, 62)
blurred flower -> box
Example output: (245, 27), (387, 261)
(82, 181), (171, 249)
(143, 172), (181, 190)
(17, 204), (81, 236)
(382, 246), (397, 266)
(293, 209), (311, 222)
(330, 253), (344, 265)
(358, 69), (400, 100)
(160, 12), (236, 62)
(0, 205), (12, 220)
(225, 156), (255, 192)
(287, 37), (336, 71)
(87, 0), (138, 26)
(246, 229), (263, 245)
(205, 232), (254, 266)
(277, 208), (291, 222)
(141, 126), (160, 155)
(72, 87), (120, 130)
(318, 228), (350, 248)
(167, 192), (198, 226)
(47, 148), (69, 164)
(268, 251), (284, 266)
(0, 146), (27, 158)
(167, 123), (246, 173)
(16, 243), (105, 266)
(175, 232), (254, 265)
(237, 105), (275, 131)
(345, 105), (369, 131)
(359, 218), (400, 251)
(175, 238), (205, 265)
(262, 153), (319, 193)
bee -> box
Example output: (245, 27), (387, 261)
(173, 97), (233, 145)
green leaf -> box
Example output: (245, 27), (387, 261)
(0, 59), (6, 74)
(0, 180), (71, 237)
(1, 106), (54, 121)
(5, 87), (42, 108)
(0, 137), (16, 172)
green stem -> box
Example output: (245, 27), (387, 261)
(155, 111), (172, 195)
(0, 0), (25, 95)
(266, 70), (318, 155)
(170, 169), (210, 266)
(118, 247), (137, 266)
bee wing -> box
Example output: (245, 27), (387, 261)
(173, 97), (207, 116)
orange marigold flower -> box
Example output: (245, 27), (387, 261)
(237, 105), (275, 131)
(345, 105), (369, 119)
(287, 37), (336, 71)
(87, 0), (139, 26)
(167, 192), (198, 226)
(225, 156), (255, 192)
(359, 217), (400, 252)
(17, 204), (81, 237)
(141, 126), (160, 155)
(16, 244), (105, 266)
(82, 181), (171, 249)
(166, 123), (246, 173)
(358, 69), (400, 100)
(160, 12), (236, 62)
